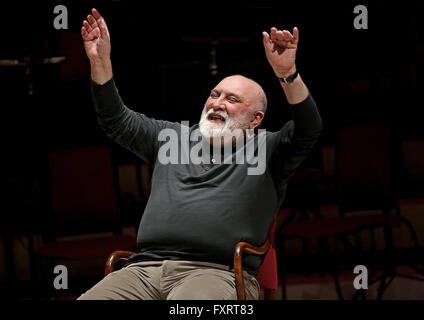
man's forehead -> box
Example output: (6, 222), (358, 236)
(216, 75), (252, 88)
(214, 75), (259, 97)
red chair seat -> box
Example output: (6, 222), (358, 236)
(37, 235), (136, 259)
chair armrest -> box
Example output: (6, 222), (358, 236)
(105, 250), (135, 276)
(234, 240), (270, 300)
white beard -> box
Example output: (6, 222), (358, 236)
(199, 106), (249, 147)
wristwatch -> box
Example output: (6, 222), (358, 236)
(278, 70), (298, 84)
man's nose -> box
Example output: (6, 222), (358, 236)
(210, 98), (226, 111)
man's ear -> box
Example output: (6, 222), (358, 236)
(249, 111), (265, 130)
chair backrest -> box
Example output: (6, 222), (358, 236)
(256, 218), (278, 291)
(47, 146), (120, 235)
(401, 139), (424, 198)
(335, 123), (397, 212)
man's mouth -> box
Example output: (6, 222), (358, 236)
(207, 113), (226, 124)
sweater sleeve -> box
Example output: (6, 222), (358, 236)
(268, 93), (322, 185)
(91, 78), (178, 165)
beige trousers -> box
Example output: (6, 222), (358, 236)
(77, 260), (260, 300)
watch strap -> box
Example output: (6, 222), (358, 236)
(278, 70), (298, 83)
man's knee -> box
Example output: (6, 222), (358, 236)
(77, 266), (159, 300)
(77, 272), (126, 300)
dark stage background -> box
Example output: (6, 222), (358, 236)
(2, 0), (422, 207)
(1, 0), (422, 156)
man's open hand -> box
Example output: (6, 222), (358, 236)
(81, 8), (111, 62)
(263, 27), (299, 78)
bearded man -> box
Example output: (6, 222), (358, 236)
(78, 8), (321, 300)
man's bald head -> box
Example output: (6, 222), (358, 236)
(219, 75), (267, 113)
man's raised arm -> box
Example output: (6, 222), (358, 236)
(80, 9), (166, 165)
(81, 8), (113, 85)
(263, 26), (322, 180)
(263, 27), (308, 105)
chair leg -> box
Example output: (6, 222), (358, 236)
(332, 271), (344, 300)
(263, 289), (276, 300)
(34, 256), (59, 300)
(33, 253), (48, 301)
(352, 288), (367, 300)
(377, 271), (389, 300)
(399, 216), (422, 250)
(278, 238), (288, 300)
(281, 272), (287, 300)
(377, 272), (398, 300)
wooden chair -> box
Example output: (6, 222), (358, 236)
(234, 218), (277, 300)
(105, 218), (278, 300)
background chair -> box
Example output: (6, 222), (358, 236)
(34, 146), (136, 299)
(396, 139), (424, 277)
(335, 124), (423, 299)
(400, 139), (424, 200)
(117, 160), (152, 229)
(105, 217), (277, 300)
(276, 123), (423, 299)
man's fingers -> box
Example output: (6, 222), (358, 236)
(82, 23), (95, 41)
(81, 8), (108, 43)
(83, 20), (93, 33)
(275, 30), (284, 42)
(91, 8), (109, 38)
(262, 31), (273, 52)
(87, 14), (98, 29)
(273, 30), (292, 44)
(270, 27), (278, 39)
(262, 32), (271, 45)
(81, 26), (100, 41)
(293, 27), (299, 44)
(92, 8), (102, 20)
(81, 9), (106, 42)
(96, 17), (109, 37)
(81, 26), (87, 38)
(269, 27), (297, 41)
(282, 30), (293, 41)
(266, 26), (299, 50)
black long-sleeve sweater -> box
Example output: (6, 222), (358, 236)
(92, 78), (322, 275)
